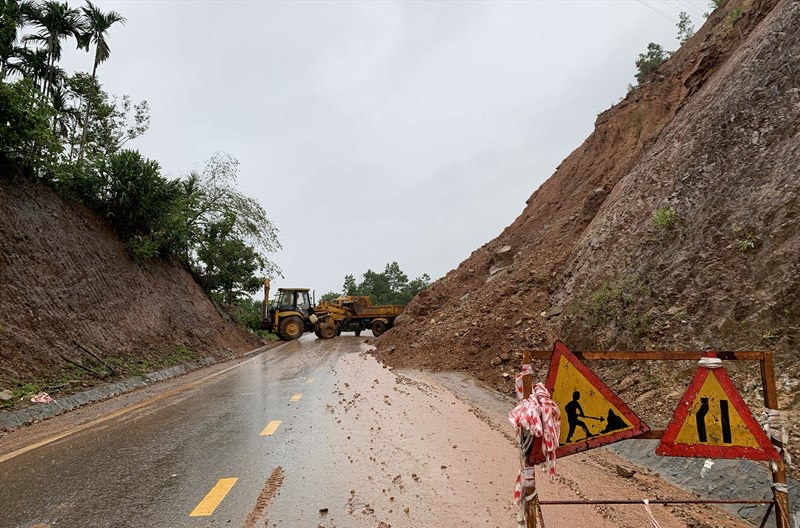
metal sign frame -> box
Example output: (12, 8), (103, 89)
(519, 344), (790, 528)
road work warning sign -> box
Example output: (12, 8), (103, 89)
(657, 354), (779, 461)
(530, 341), (650, 463)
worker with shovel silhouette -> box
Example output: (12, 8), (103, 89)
(564, 390), (601, 443)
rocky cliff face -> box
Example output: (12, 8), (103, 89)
(0, 179), (258, 393)
(375, 0), (799, 459)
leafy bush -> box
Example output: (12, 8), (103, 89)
(0, 79), (60, 174)
(652, 207), (678, 229)
(634, 43), (672, 85)
(571, 276), (651, 336)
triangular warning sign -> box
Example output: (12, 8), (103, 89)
(529, 341), (650, 464)
(656, 352), (779, 461)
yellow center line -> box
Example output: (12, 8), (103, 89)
(260, 420), (282, 436)
(189, 478), (238, 517)
(290, 393), (303, 402)
(306, 376), (315, 384)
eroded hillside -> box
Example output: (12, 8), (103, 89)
(375, 0), (799, 459)
(0, 179), (258, 397)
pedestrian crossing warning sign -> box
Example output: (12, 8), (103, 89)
(656, 353), (779, 461)
(529, 341), (650, 464)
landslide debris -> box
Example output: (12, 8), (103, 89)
(375, 0), (800, 462)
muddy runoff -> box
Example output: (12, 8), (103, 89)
(259, 342), (751, 528)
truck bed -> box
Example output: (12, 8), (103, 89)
(355, 304), (404, 318)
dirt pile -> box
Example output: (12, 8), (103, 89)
(375, 0), (799, 458)
(0, 178), (258, 400)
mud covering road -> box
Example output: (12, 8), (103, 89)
(0, 336), (752, 527)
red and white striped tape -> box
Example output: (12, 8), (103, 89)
(509, 366), (560, 506)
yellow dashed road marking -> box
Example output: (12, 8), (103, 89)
(260, 420), (282, 436)
(306, 376), (315, 384)
(190, 478), (238, 517)
(290, 393), (303, 402)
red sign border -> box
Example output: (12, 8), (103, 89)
(656, 351), (779, 461)
(529, 341), (650, 464)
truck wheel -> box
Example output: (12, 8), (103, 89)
(314, 327), (322, 338)
(320, 323), (337, 339)
(278, 316), (304, 341)
(371, 320), (387, 337)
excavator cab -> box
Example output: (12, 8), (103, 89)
(259, 279), (315, 340)
(273, 289), (312, 313)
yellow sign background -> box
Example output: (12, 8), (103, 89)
(551, 355), (633, 445)
(673, 373), (760, 447)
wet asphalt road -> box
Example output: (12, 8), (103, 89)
(0, 335), (758, 528)
(0, 335), (362, 528)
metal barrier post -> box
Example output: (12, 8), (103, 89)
(760, 352), (790, 528)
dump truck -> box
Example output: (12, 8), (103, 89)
(315, 295), (404, 338)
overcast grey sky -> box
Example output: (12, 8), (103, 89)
(60, 0), (707, 296)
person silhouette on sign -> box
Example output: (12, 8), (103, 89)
(600, 409), (626, 434)
(564, 390), (594, 443)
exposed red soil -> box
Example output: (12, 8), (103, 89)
(374, 0), (800, 463)
(0, 178), (259, 402)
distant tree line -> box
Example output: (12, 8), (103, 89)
(0, 0), (280, 308)
(321, 262), (431, 306)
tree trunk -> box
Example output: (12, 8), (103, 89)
(78, 55), (99, 161)
(42, 34), (55, 102)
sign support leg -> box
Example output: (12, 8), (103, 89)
(760, 353), (790, 528)
(521, 350), (538, 528)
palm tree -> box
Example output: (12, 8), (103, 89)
(10, 45), (48, 87)
(22, 0), (84, 101)
(49, 83), (76, 139)
(0, 0), (29, 79)
(77, 0), (124, 161)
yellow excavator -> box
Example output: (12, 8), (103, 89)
(259, 279), (317, 340)
(259, 279), (404, 341)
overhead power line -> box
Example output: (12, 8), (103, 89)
(667, 0), (706, 20)
(637, 0), (680, 23)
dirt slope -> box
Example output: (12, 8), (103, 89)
(375, 0), (799, 459)
(0, 178), (258, 397)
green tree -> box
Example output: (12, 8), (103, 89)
(0, 0), (27, 79)
(182, 152), (281, 278)
(634, 42), (671, 85)
(223, 296), (265, 332)
(676, 12), (695, 45)
(343, 274), (356, 295)
(76, 0), (125, 161)
(93, 150), (182, 248)
(195, 213), (265, 304)
(7, 46), (47, 86)
(64, 72), (149, 161)
(358, 269), (392, 304)
(319, 291), (339, 302)
(343, 263), (430, 305)
(0, 78), (60, 172)
(48, 82), (76, 137)
(22, 0), (84, 101)
(384, 261), (408, 293)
